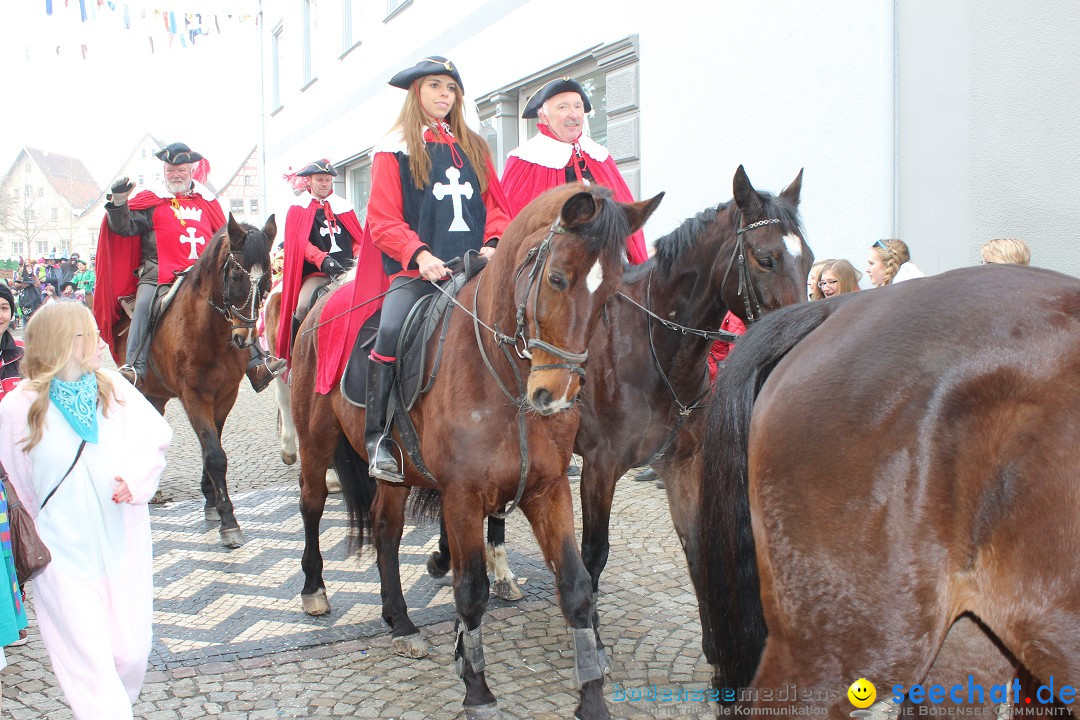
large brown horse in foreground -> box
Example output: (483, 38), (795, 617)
(291, 184), (663, 720)
(698, 265), (1080, 715)
(104, 215), (274, 547)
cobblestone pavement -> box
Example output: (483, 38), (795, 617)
(3, 382), (718, 719)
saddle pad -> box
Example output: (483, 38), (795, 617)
(340, 312), (382, 406)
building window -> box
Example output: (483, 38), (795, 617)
(386, 0), (411, 20)
(141, 149), (147, 159)
(24, 163), (31, 174)
(250, 199), (259, 215)
(346, 158), (372, 224)
(36, 241), (47, 255)
(138, 175), (145, 185)
(230, 199), (244, 214)
(244, 175), (252, 186)
(51, 208), (58, 221)
(342, 0), (362, 52)
(37, 187), (43, 198)
(11, 242), (24, 256)
(24, 185), (32, 197)
(272, 23), (284, 110)
(27, 209), (35, 222)
(301, 0), (315, 88)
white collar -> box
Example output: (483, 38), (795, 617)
(507, 131), (609, 169)
(293, 191), (354, 214)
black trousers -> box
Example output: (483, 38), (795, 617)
(372, 276), (437, 359)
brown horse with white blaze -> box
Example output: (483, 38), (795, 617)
(698, 265), (1080, 714)
(290, 184), (663, 720)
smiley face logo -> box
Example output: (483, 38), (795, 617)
(848, 678), (876, 709)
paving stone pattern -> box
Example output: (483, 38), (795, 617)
(3, 383), (717, 718)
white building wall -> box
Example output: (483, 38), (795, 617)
(262, 0), (1076, 278)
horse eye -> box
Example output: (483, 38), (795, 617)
(547, 272), (567, 290)
(758, 257), (775, 269)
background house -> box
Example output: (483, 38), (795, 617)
(258, 0), (1079, 278)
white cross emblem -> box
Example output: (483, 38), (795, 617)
(432, 167), (474, 232)
(180, 227), (205, 260)
(319, 219), (343, 253)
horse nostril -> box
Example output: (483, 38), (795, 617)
(532, 387), (552, 408)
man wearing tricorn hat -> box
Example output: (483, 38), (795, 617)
(94, 142), (286, 390)
(275, 159), (364, 366)
(501, 77), (649, 264)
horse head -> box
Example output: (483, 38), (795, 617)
(719, 166), (812, 322)
(496, 184), (663, 415)
(221, 213), (275, 350)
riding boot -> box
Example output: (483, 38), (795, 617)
(246, 344), (288, 393)
(365, 358), (403, 482)
(120, 284), (153, 386)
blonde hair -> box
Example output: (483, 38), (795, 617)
(21, 303), (120, 452)
(819, 259), (862, 295)
(808, 259), (832, 301)
(981, 237), (1031, 265)
(870, 239), (911, 286)
(393, 77), (493, 193)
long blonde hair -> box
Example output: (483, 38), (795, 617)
(21, 303), (120, 452)
(807, 258), (832, 301)
(393, 77), (493, 193)
(820, 259), (863, 295)
(870, 238), (911, 286)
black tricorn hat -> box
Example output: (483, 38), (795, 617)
(296, 159), (338, 177)
(155, 142), (203, 164)
(60, 281), (76, 293)
(389, 56), (463, 91)
(522, 77), (592, 119)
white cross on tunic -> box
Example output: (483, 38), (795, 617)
(180, 226), (205, 259)
(319, 218), (343, 253)
(432, 167), (474, 232)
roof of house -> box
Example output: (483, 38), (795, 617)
(22, 147), (102, 212)
(217, 145), (259, 194)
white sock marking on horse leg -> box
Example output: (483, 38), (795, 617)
(586, 260), (603, 293)
(488, 542), (514, 583)
(782, 234), (803, 259)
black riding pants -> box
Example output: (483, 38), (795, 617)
(372, 276), (437, 359)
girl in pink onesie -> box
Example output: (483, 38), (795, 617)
(0, 302), (171, 719)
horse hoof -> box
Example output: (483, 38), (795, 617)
(219, 528), (245, 548)
(492, 579), (524, 601)
(325, 473), (342, 494)
(427, 555), (450, 578)
(281, 451), (297, 466)
(464, 702), (500, 720)
(204, 506), (221, 522)
(302, 590), (331, 616)
(391, 633), (428, 658)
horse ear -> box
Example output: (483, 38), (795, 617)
(621, 191), (665, 234)
(227, 213), (245, 248)
(733, 165), (764, 216)
(779, 169), (803, 206)
(263, 213), (278, 241)
(560, 191), (599, 228)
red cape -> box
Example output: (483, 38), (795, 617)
(276, 197), (365, 362)
(93, 191), (224, 363)
(501, 129), (649, 265)
(314, 222), (389, 394)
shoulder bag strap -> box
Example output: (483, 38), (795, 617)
(39, 439), (87, 511)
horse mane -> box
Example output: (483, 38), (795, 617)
(189, 219), (272, 284)
(650, 192), (804, 281)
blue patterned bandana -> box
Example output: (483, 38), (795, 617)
(49, 372), (99, 443)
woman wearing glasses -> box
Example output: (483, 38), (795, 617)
(867, 238), (924, 287)
(817, 259), (862, 297)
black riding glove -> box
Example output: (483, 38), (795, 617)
(320, 256), (346, 279)
(108, 176), (135, 206)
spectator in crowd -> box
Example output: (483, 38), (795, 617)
(0, 283), (25, 400)
(0, 302), (172, 720)
(59, 282), (76, 301)
(17, 279), (42, 322)
(867, 238), (924, 287)
(980, 237), (1031, 265)
(818, 259), (862, 297)
(807, 258), (832, 300)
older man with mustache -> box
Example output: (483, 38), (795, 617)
(501, 77), (649, 264)
(95, 142), (285, 391)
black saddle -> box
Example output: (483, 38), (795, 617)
(340, 252), (486, 407)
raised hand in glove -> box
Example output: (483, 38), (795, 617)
(109, 176), (135, 206)
(320, 256), (346, 279)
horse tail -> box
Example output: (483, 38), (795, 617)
(334, 436), (378, 549)
(699, 299), (841, 693)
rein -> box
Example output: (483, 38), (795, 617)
(206, 253), (266, 332)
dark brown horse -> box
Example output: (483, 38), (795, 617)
(290, 184), (662, 720)
(697, 265), (1080, 714)
(106, 215), (274, 547)
(428, 166), (812, 670)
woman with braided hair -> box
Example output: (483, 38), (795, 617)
(867, 238), (924, 287)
